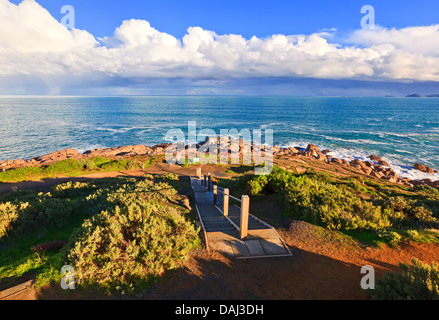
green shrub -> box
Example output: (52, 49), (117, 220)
(0, 166), (43, 182)
(43, 159), (83, 176)
(99, 159), (142, 171)
(405, 230), (422, 242)
(377, 230), (402, 246)
(65, 200), (199, 293)
(80, 158), (98, 171)
(371, 258), (439, 300)
(244, 167), (439, 240)
(0, 202), (30, 238)
(1, 173), (200, 294)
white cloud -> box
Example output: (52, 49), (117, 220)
(2, 0), (439, 94)
(348, 25), (439, 56)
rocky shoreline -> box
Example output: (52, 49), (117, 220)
(0, 140), (438, 189)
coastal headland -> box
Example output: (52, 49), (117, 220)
(1, 138), (438, 190)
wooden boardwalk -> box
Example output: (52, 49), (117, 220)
(191, 177), (292, 259)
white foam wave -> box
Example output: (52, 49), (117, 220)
(280, 141), (439, 181)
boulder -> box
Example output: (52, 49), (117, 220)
(330, 158), (343, 165)
(364, 161), (375, 168)
(26, 159), (39, 165)
(35, 148), (80, 163)
(382, 175), (398, 183)
(321, 149), (332, 155)
(294, 166), (307, 174)
(413, 163), (437, 174)
(306, 144), (320, 153)
(84, 145), (155, 157)
(368, 155), (382, 162)
(378, 160), (390, 167)
(350, 159), (369, 172)
(382, 168), (394, 176)
(0, 159), (21, 171)
(414, 163), (427, 172)
(371, 171), (384, 179)
(286, 147), (300, 155)
(12, 159), (26, 167)
(398, 178), (413, 187)
(273, 146), (281, 153)
(350, 159), (365, 166)
(362, 167), (373, 175)
(0, 160), (12, 168)
(304, 144), (328, 162)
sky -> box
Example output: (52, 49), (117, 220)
(2, 0), (439, 96)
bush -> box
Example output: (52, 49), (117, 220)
(43, 159), (83, 176)
(371, 258), (439, 300)
(0, 194), (74, 239)
(65, 197), (199, 293)
(0, 202), (30, 238)
(244, 167), (439, 242)
(80, 158), (98, 171)
(377, 230), (402, 246)
(0, 166), (43, 182)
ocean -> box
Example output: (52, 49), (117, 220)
(0, 96), (438, 180)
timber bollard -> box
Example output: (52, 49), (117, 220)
(223, 188), (229, 217)
(240, 195), (250, 239)
(207, 173), (211, 191)
(213, 185), (217, 205)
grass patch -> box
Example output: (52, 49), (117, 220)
(0, 157), (154, 183)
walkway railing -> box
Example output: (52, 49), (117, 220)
(196, 168), (250, 239)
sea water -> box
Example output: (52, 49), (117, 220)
(0, 96), (438, 180)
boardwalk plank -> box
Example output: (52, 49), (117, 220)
(245, 240), (266, 256)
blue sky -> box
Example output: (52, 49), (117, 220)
(11, 0), (439, 38)
(3, 0), (439, 95)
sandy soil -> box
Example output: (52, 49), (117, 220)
(132, 220), (439, 300)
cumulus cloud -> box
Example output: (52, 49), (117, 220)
(2, 0), (439, 94)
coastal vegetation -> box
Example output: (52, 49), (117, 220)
(371, 258), (439, 300)
(0, 157), (153, 183)
(0, 174), (199, 294)
(218, 166), (439, 246)
(1, 152), (439, 299)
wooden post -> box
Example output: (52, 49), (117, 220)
(213, 185), (217, 205)
(240, 195), (249, 239)
(223, 188), (229, 217)
(207, 173), (211, 191)
(203, 175), (207, 187)
(196, 167), (201, 179)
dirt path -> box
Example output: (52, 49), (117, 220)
(134, 220), (439, 300)
(37, 220), (439, 300)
